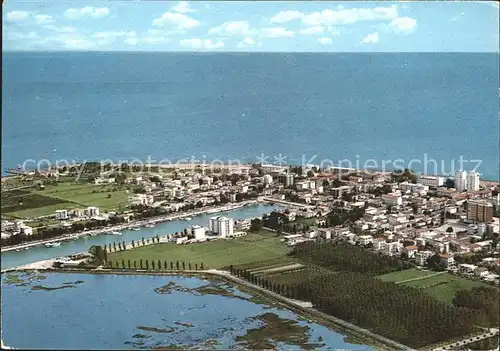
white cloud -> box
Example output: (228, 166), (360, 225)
(318, 37), (333, 45)
(260, 27), (294, 38)
(63, 38), (95, 49)
(301, 5), (398, 26)
(270, 10), (304, 24)
(152, 12), (200, 30)
(299, 26), (325, 35)
(124, 37), (138, 45)
(34, 14), (53, 25)
(360, 32), (379, 44)
(63, 7), (110, 20)
(144, 36), (168, 44)
(6, 11), (30, 22)
(388, 17), (417, 34)
(209, 21), (252, 36)
(6, 31), (41, 40)
(172, 1), (195, 14)
(91, 32), (127, 40)
(43, 25), (76, 33)
(237, 36), (255, 48)
(180, 38), (224, 49)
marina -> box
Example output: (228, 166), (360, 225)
(1, 204), (282, 270)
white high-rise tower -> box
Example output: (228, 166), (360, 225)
(466, 171), (480, 191)
(455, 171), (467, 192)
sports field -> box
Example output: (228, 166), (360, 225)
(108, 230), (293, 269)
(378, 269), (497, 304)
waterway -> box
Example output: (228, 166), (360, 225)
(1, 204), (281, 270)
(1, 272), (374, 350)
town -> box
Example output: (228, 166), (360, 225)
(2, 163), (499, 281)
(3, 162), (500, 350)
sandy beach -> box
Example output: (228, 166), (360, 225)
(1, 201), (259, 253)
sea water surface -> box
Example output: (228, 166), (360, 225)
(1, 204), (281, 269)
(1, 272), (374, 350)
(2, 52), (499, 180)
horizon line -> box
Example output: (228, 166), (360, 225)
(3, 50), (500, 54)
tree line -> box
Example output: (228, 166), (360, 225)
(289, 241), (412, 275)
(108, 259), (205, 271)
(88, 245), (205, 271)
(229, 266), (484, 348)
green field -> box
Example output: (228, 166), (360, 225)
(376, 269), (496, 304)
(262, 266), (337, 285)
(400, 273), (493, 304)
(1, 189), (72, 218)
(377, 268), (436, 283)
(108, 230), (293, 269)
(1, 183), (132, 218)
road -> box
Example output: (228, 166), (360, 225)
(432, 328), (499, 351)
(259, 196), (314, 209)
(395, 271), (447, 285)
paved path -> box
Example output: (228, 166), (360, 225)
(432, 328), (499, 351)
(260, 197), (314, 209)
(395, 271), (447, 285)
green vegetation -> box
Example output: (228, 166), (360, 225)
(228, 242), (498, 348)
(31, 183), (131, 211)
(400, 273), (494, 305)
(377, 269), (437, 283)
(1, 189), (71, 218)
(103, 234), (499, 349)
(108, 230), (292, 269)
(290, 242), (411, 275)
(1, 182), (132, 218)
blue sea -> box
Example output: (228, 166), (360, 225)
(2, 52), (499, 180)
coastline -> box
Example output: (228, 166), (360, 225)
(1, 267), (416, 351)
(1, 201), (262, 253)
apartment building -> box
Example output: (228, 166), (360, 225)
(55, 209), (69, 220)
(209, 216), (234, 238)
(417, 175), (445, 188)
(467, 200), (494, 223)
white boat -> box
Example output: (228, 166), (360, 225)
(90, 233), (98, 237)
(184, 217), (192, 221)
(131, 228), (140, 231)
(146, 224), (155, 228)
(45, 242), (61, 248)
(15, 249), (20, 252)
(24, 247), (29, 251)
(111, 231), (122, 235)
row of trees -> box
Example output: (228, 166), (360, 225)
(108, 259), (204, 271)
(290, 241), (412, 275)
(103, 235), (162, 254)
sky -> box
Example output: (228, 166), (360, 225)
(2, 1), (499, 52)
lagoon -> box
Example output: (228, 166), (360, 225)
(1, 204), (281, 270)
(1, 272), (373, 350)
